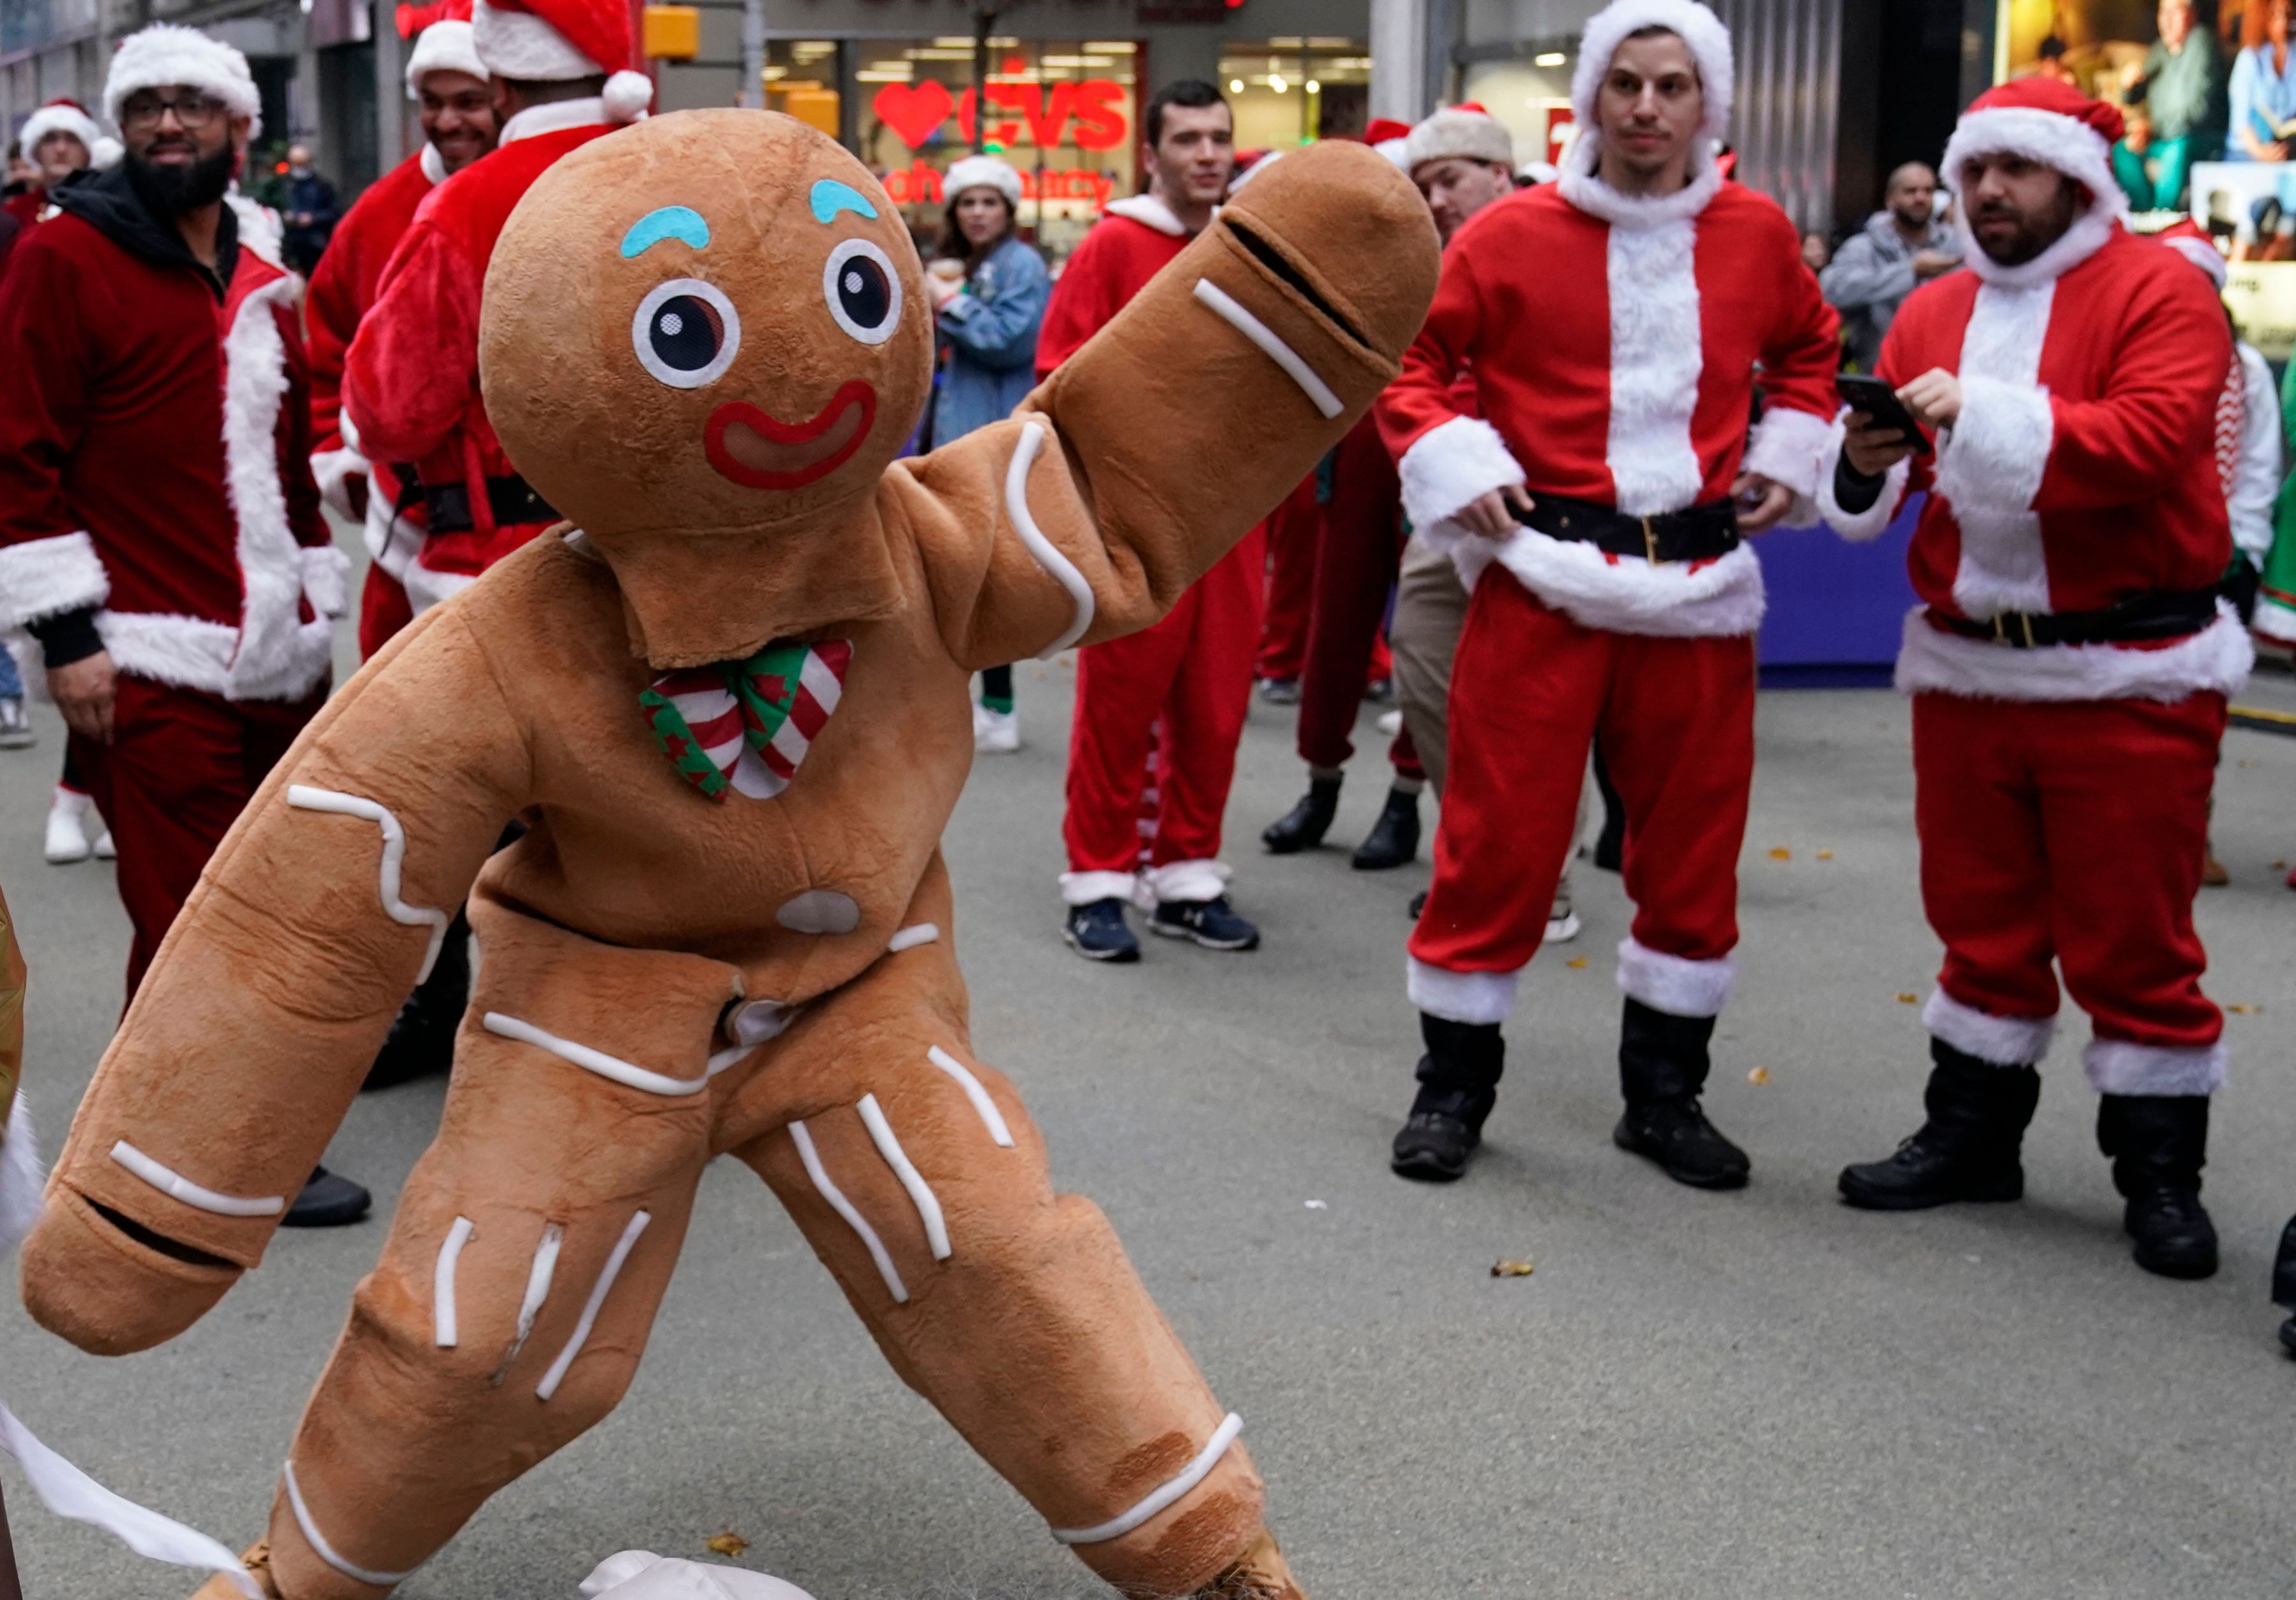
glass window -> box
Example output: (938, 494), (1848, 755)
(1216, 37), (1372, 152)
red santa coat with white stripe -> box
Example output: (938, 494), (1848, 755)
(1819, 214), (2253, 702)
(1376, 162), (1840, 638)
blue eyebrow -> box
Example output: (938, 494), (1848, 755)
(620, 206), (710, 257)
(809, 179), (878, 223)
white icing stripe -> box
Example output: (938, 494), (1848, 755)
(285, 785), (452, 983)
(857, 1093), (952, 1260)
(283, 1460), (419, 1585)
(887, 922), (940, 953)
(1190, 278), (1344, 419)
(789, 1120), (908, 1303)
(1049, 1412), (1245, 1545)
(108, 1141), (284, 1218)
(482, 1012), (707, 1096)
(706, 1043), (757, 1076)
(432, 1216), (475, 1347)
(493, 1223), (563, 1379)
(1005, 420), (1096, 658)
(926, 1046), (1015, 1148)
(536, 1209), (650, 1402)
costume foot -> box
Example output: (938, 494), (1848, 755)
(1186, 1527), (1308, 1600)
(1263, 777), (1339, 853)
(44, 787), (92, 864)
(0, 696), (32, 748)
(1257, 677), (1299, 705)
(2099, 1095), (2217, 1279)
(1064, 897), (1141, 962)
(972, 703), (1021, 754)
(2201, 841), (2229, 887)
(281, 1166), (372, 1228)
(190, 1543), (278, 1599)
(1151, 895), (1260, 951)
(1613, 1102), (1749, 1189)
(1838, 1044), (2038, 1210)
(1350, 787), (1419, 870)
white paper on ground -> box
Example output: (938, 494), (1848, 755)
(0, 1400), (258, 1598)
(584, 1550), (820, 1599)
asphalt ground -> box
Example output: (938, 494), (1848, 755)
(1, 589), (2293, 1599)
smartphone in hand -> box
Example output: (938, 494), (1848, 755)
(1836, 374), (1934, 456)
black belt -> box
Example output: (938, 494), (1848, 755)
(421, 474), (556, 535)
(1515, 495), (1740, 565)
(1928, 588), (2221, 649)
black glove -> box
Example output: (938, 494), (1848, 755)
(2223, 552), (2262, 626)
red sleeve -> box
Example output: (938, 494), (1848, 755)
(343, 218), (479, 465)
(1035, 226), (1118, 378)
(1872, 304), (1936, 498)
(304, 222), (363, 456)
(1738, 216), (1844, 497)
(0, 235), (93, 549)
(1375, 242), (1484, 461)
(2035, 269), (2229, 510)
(277, 309), (328, 549)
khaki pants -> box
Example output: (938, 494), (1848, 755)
(1389, 534), (1470, 794)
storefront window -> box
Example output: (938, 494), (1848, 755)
(1216, 36), (1372, 151)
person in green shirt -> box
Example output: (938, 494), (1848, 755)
(2113, 0), (2230, 210)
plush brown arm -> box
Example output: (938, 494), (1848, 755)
(900, 139), (1439, 670)
(21, 607), (531, 1353)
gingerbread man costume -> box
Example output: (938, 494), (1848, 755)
(19, 111), (1436, 1599)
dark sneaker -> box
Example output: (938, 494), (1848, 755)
(1150, 895), (1261, 951)
(1257, 677), (1300, 705)
(1063, 897), (1140, 963)
(282, 1166), (372, 1229)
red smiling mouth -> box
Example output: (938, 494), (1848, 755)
(704, 381), (876, 489)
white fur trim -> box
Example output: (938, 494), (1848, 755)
(18, 104), (102, 158)
(1941, 282), (2055, 617)
(405, 19), (486, 95)
(1936, 375), (2054, 518)
(1060, 869), (1137, 907)
(1816, 431), (1910, 543)
(89, 609), (323, 702)
(225, 190), (283, 269)
(1740, 405), (1831, 507)
(1408, 956), (1520, 1025)
(1943, 108), (2125, 290)
(1896, 604), (2255, 703)
(1105, 193), (1189, 237)
(1606, 217), (1704, 514)
(104, 24), (262, 138)
(218, 277), (328, 701)
(1924, 988), (2055, 1066)
(89, 136), (122, 169)
(1049, 1413), (1244, 1547)
(1397, 416), (1524, 532)
(498, 95), (610, 144)
(1557, 134), (1725, 228)
(402, 561), (477, 617)
(2083, 1035), (2226, 1096)
(1142, 859), (1230, 904)
(2163, 233), (2227, 289)
(0, 1097), (45, 1257)
(1615, 936), (1733, 1016)
(2231, 342), (2281, 565)
(945, 155), (1023, 206)
(308, 444), (367, 523)
(2256, 594), (2296, 645)
(0, 531), (109, 627)
(1460, 531), (1766, 638)
(475, 0), (605, 78)
(419, 140), (449, 185)
(300, 545), (349, 620)
(1572, 0), (1734, 143)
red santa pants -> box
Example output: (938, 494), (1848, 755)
(1408, 572), (1753, 1025)
(1255, 474), (1318, 683)
(1297, 414), (1420, 783)
(1063, 533), (1263, 904)
(86, 677), (323, 998)
(1913, 689), (2227, 1094)
(358, 563), (415, 661)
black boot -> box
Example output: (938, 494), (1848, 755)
(1390, 1014), (1502, 1183)
(1611, 999), (1749, 1189)
(1351, 787), (1420, 870)
(2276, 1216), (2296, 1358)
(2097, 1095), (2218, 1280)
(1838, 1041), (2040, 1209)
(363, 911), (471, 1090)
(1263, 776), (1340, 854)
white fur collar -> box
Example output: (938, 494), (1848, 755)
(1105, 192), (1191, 237)
(1957, 200), (2120, 289)
(1557, 133), (1723, 228)
(501, 95), (606, 145)
(420, 140), (447, 185)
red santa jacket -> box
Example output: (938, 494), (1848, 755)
(1376, 160), (1840, 638)
(344, 102), (615, 614)
(0, 165), (340, 702)
(1035, 193), (1193, 377)
(1817, 215), (2251, 703)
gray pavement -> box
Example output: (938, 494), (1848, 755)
(3, 631), (2294, 1598)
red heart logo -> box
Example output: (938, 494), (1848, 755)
(874, 81), (954, 150)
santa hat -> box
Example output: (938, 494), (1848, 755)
(18, 99), (102, 158)
(104, 23), (263, 140)
(2155, 217), (2229, 289)
(943, 154), (1021, 206)
(1940, 78), (2125, 220)
(405, 17), (487, 96)
(1403, 106), (1515, 173)
(1572, 0), (1735, 147)
(473, 0), (652, 121)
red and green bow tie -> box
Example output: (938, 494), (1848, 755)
(640, 638), (852, 801)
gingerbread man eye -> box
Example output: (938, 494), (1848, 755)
(631, 277), (741, 388)
(822, 239), (902, 345)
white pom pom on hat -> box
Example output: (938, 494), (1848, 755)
(475, 0), (650, 120)
(602, 69), (654, 122)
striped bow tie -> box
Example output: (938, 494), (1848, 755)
(641, 639), (852, 801)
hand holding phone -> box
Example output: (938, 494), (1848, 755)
(1836, 374), (1933, 456)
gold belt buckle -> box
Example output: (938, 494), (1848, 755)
(1641, 514), (1661, 565)
(1991, 612), (2037, 647)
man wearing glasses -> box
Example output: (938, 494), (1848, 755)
(0, 24), (365, 1225)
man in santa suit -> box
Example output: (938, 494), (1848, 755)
(1829, 80), (2251, 1282)
(1, 98), (118, 244)
(1049, 79), (1268, 961)
(342, 0), (652, 628)
(1375, 0), (1838, 1185)
(305, 14), (498, 663)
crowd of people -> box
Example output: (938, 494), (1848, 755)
(3, 0), (2296, 1592)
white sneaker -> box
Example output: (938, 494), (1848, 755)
(0, 698), (31, 748)
(973, 704), (1021, 754)
(1376, 708), (1403, 736)
(44, 787), (92, 864)
(93, 825), (116, 859)
(1544, 904), (1582, 944)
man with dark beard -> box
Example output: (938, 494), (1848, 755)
(0, 23), (367, 1226)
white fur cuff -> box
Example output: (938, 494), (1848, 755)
(1740, 405), (1833, 506)
(1060, 870), (1137, 908)
(1408, 957), (1520, 1026)
(309, 445), (368, 523)
(1615, 937), (1734, 1017)
(1397, 416), (1524, 533)
(0, 1097), (43, 1258)
(1935, 375), (2052, 516)
(300, 546), (350, 621)
(1897, 605), (2254, 705)
(1816, 430), (1912, 544)
(1924, 988), (2055, 1066)
(1141, 859), (1231, 905)
(2084, 1036), (2226, 1097)
(0, 531), (109, 628)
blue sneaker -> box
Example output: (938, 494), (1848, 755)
(1149, 895), (1261, 951)
(1063, 897), (1140, 962)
